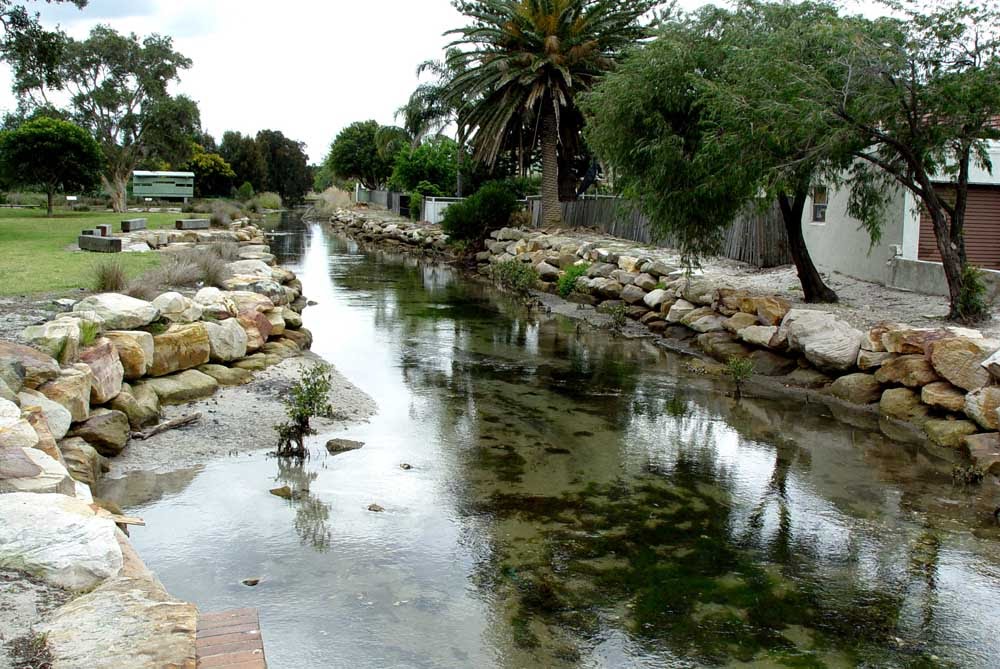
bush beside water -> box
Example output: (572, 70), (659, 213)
(442, 181), (519, 243)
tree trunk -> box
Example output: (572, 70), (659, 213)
(777, 190), (838, 303)
(46, 189), (53, 217)
(540, 106), (561, 226)
(102, 173), (128, 213)
(927, 203), (966, 319)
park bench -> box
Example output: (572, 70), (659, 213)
(80, 229), (98, 236)
(78, 235), (123, 253)
(121, 218), (147, 232)
(176, 218), (209, 230)
(96, 224), (112, 237)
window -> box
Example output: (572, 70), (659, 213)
(811, 186), (828, 223)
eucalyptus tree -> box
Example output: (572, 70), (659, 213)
(0, 1), (86, 94)
(444, 0), (658, 225)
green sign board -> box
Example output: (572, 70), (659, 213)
(132, 171), (195, 199)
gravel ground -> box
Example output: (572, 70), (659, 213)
(106, 353), (376, 478)
(0, 569), (69, 669)
(0, 292), (77, 344)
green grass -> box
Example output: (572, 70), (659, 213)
(0, 209), (181, 295)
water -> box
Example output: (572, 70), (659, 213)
(102, 216), (1000, 668)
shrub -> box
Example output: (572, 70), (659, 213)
(236, 181), (255, 201)
(607, 302), (628, 333)
(725, 356), (755, 400)
(72, 204), (91, 212)
(79, 320), (99, 347)
(210, 200), (243, 227)
(92, 258), (128, 292)
(442, 181), (519, 243)
(487, 260), (539, 295)
(409, 180), (445, 221)
(275, 363), (335, 458)
(957, 264), (989, 322)
(252, 191), (282, 211)
(557, 263), (590, 297)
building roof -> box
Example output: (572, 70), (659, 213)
(132, 171), (195, 178)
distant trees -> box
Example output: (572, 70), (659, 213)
(185, 144), (235, 198)
(0, 116), (102, 216)
(219, 131), (268, 193)
(325, 120), (394, 190)
(256, 130), (311, 205)
(389, 137), (459, 195)
(9, 25), (195, 212)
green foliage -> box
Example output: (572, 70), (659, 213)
(952, 464), (985, 486)
(325, 120), (393, 190)
(275, 363), (335, 458)
(255, 129), (311, 205)
(220, 131), (267, 192)
(185, 144), (235, 198)
(408, 180), (446, 221)
(235, 181), (255, 201)
(725, 356), (755, 400)
(557, 263), (589, 298)
(441, 181), (519, 243)
(79, 320), (99, 348)
(390, 137), (458, 195)
(0, 116), (102, 215)
(957, 264), (989, 323)
(606, 302), (628, 333)
(487, 260), (539, 295)
(251, 191), (282, 211)
(92, 257), (127, 292)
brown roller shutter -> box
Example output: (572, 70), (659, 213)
(919, 185), (1000, 269)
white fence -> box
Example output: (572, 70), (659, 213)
(423, 197), (464, 225)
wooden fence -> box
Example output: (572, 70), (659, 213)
(527, 196), (792, 268)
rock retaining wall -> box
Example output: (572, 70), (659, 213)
(0, 221), (311, 667)
(325, 208), (1000, 476)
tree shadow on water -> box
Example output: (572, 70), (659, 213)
(273, 458), (333, 552)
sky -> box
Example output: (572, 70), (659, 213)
(0, 0), (886, 163)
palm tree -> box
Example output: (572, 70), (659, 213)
(444, 0), (657, 225)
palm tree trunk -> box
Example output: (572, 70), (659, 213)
(541, 107), (561, 226)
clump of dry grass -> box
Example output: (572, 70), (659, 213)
(211, 200), (243, 227)
(208, 241), (242, 262)
(92, 258), (128, 292)
(127, 247), (232, 299)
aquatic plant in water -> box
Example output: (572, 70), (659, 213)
(275, 363), (335, 458)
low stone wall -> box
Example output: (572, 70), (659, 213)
(0, 221), (312, 667)
(325, 208), (1000, 476)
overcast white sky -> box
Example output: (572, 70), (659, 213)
(0, 0), (885, 163)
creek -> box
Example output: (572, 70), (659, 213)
(101, 215), (1000, 668)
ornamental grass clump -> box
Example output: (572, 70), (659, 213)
(725, 356), (755, 400)
(92, 258), (127, 292)
(487, 260), (539, 295)
(275, 364), (335, 459)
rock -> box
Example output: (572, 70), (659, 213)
(79, 338), (124, 404)
(39, 364), (92, 423)
(266, 309), (286, 337)
(0, 410), (40, 450)
(857, 349), (895, 371)
(861, 322), (907, 352)
(927, 337), (992, 391)
(43, 575), (197, 669)
(0, 358), (26, 394)
(237, 311), (272, 352)
(232, 354), (268, 371)
(0, 446), (75, 495)
(149, 323), (211, 377)
(784, 368), (832, 389)
(740, 296), (791, 326)
(225, 259), (272, 279)
(241, 578), (261, 587)
(197, 364), (253, 386)
(696, 332), (753, 363)
(270, 485), (292, 499)
(18, 389), (71, 440)
(23, 406), (63, 464)
(748, 350), (798, 377)
(0, 493), (123, 591)
(644, 260), (674, 277)
(368, 503), (385, 513)
(643, 289), (671, 310)
(964, 387), (1000, 430)
(138, 370), (219, 405)
(962, 433), (1000, 473)
(151, 291), (203, 324)
(738, 326), (781, 349)
(681, 277), (718, 306)
(685, 311), (727, 333)
(0, 377), (14, 402)
(924, 419), (979, 449)
(60, 437), (106, 488)
(617, 256), (642, 273)
(723, 312), (759, 335)
(880, 387), (930, 425)
(874, 355), (940, 388)
(0, 341), (60, 389)
(203, 319), (248, 363)
(666, 299), (697, 323)
(620, 284), (648, 305)
(921, 381), (967, 413)
(73, 293), (158, 330)
(281, 327), (313, 351)
(881, 327), (946, 355)
(103, 331), (154, 380)
(982, 348), (1000, 380)
(21, 317), (81, 364)
(68, 408), (130, 457)
(634, 273), (658, 291)
(591, 279), (623, 300)
(109, 384), (159, 430)
(326, 438), (364, 455)
(586, 262), (616, 279)
(780, 310), (863, 373)
(535, 261), (560, 281)
(829, 373), (883, 405)
(224, 278), (287, 305)
(609, 270), (637, 286)
(282, 307), (303, 329)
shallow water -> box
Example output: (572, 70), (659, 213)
(102, 217), (1000, 668)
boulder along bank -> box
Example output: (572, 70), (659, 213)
(320, 207), (1000, 482)
(0, 219), (371, 668)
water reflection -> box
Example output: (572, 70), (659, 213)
(107, 219), (1000, 668)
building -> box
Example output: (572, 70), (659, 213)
(131, 171), (195, 202)
(802, 142), (1000, 297)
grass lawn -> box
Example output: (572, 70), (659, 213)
(0, 209), (182, 296)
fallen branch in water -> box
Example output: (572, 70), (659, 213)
(132, 413), (201, 440)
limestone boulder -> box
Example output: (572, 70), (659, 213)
(861, 322), (907, 352)
(0, 358), (25, 394)
(722, 312), (759, 335)
(881, 327), (947, 355)
(747, 350), (797, 377)
(874, 354), (940, 388)
(21, 317), (81, 364)
(921, 381), (967, 413)
(962, 433), (1000, 473)
(198, 364), (253, 386)
(138, 370), (219, 405)
(43, 575), (198, 669)
(79, 338), (124, 404)
(643, 289), (671, 310)
(0, 446), (75, 495)
(109, 384), (160, 430)
(535, 261), (560, 282)
(964, 387), (1000, 430)
(926, 337), (993, 391)
(666, 299), (697, 324)
(0, 400), (40, 450)
(60, 437), (106, 487)
(203, 318), (249, 363)
(780, 310), (863, 373)
(681, 308), (726, 333)
(104, 331), (154, 380)
(22, 407), (61, 465)
(68, 408), (130, 457)
(281, 327), (313, 351)
(924, 419), (979, 449)
(237, 310), (273, 352)
(681, 277), (719, 306)
(0, 377), (14, 402)
(151, 291), (203, 324)
(225, 258), (272, 279)
(149, 323), (211, 377)
(266, 309), (286, 336)
(740, 296), (791, 326)
(282, 306), (303, 329)
(0, 492), (123, 591)
(620, 284), (648, 305)
(830, 373), (883, 405)
(715, 289), (752, 316)
(696, 332), (753, 363)
(857, 350), (895, 371)
(0, 341), (60, 389)
(880, 387), (930, 425)
(224, 277), (287, 305)
(39, 364), (92, 422)
(739, 326), (782, 350)
(194, 287), (239, 319)
(633, 273), (658, 292)
(18, 389), (71, 440)
(74, 293), (158, 330)
(591, 278), (624, 300)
